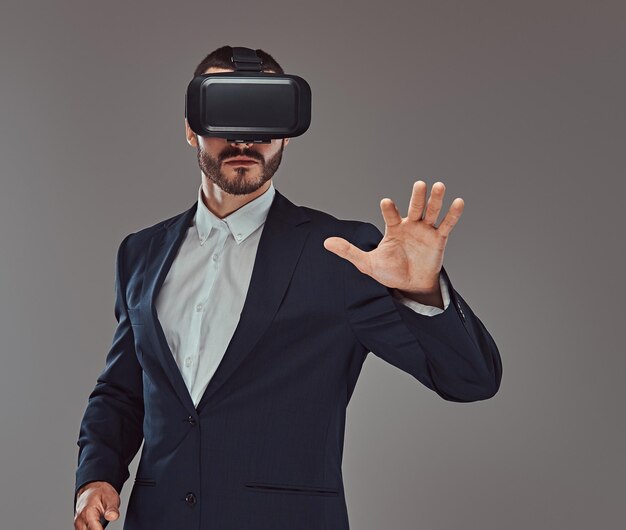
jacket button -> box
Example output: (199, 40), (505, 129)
(187, 415), (197, 425)
(185, 492), (197, 505)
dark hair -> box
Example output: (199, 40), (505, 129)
(193, 45), (285, 77)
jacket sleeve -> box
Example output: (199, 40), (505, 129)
(74, 233), (145, 512)
(343, 221), (503, 402)
(390, 273), (451, 315)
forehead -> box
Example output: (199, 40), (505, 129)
(202, 66), (276, 75)
(204, 67), (234, 74)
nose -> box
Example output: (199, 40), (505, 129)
(228, 139), (254, 147)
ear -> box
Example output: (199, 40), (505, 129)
(284, 137), (290, 147)
(185, 119), (198, 148)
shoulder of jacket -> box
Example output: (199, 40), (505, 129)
(125, 207), (190, 245)
(298, 205), (370, 237)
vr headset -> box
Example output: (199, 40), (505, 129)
(185, 46), (312, 143)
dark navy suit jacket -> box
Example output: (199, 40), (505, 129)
(74, 188), (503, 530)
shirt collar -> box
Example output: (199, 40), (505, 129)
(194, 181), (276, 245)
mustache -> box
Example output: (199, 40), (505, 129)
(220, 150), (261, 161)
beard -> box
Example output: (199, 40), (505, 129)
(196, 139), (285, 196)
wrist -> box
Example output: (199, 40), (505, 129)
(77, 481), (104, 496)
(397, 283), (444, 309)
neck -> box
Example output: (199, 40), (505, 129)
(200, 177), (271, 218)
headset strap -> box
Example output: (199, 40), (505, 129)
(230, 46), (263, 72)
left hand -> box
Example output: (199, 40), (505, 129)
(323, 180), (464, 294)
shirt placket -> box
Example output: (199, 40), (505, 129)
(185, 224), (229, 390)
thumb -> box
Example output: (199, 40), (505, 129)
(104, 510), (119, 521)
(104, 504), (119, 520)
(323, 237), (369, 274)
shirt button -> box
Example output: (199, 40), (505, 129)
(236, 233), (242, 241)
(196, 303), (203, 312)
(185, 492), (197, 505)
(185, 356), (192, 367)
(212, 253), (218, 261)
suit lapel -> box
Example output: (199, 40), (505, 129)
(140, 189), (311, 416)
(140, 202), (198, 415)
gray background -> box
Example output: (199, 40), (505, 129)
(1, 1), (624, 528)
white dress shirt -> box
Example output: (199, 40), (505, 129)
(155, 182), (450, 407)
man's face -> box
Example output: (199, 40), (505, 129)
(185, 66), (290, 196)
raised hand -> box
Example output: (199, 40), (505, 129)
(323, 180), (464, 296)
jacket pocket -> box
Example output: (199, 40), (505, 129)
(244, 481), (338, 497)
(134, 477), (156, 486)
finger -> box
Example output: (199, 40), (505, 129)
(74, 508), (88, 530)
(437, 197), (464, 238)
(407, 180), (427, 222)
(323, 237), (371, 275)
(84, 506), (105, 530)
(74, 515), (87, 530)
(380, 198), (402, 228)
(423, 181), (446, 226)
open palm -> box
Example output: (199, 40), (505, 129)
(323, 181), (464, 294)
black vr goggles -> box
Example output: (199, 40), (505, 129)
(185, 46), (312, 144)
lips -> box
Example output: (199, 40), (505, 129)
(225, 158), (258, 164)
